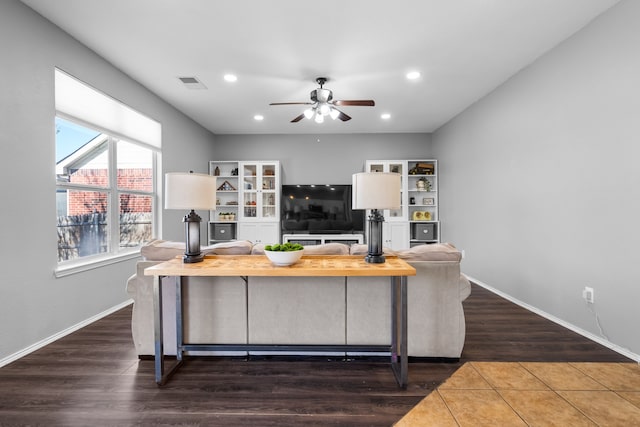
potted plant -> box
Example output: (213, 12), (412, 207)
(416, 177), (431, 191)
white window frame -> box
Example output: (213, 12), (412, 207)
(54, 69), (162, 277)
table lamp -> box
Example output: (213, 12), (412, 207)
(352, 172), (401, 263)
(165, 172), (217, 263)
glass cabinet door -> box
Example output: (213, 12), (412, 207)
(242, 164), (257, 219)
(239, 161), (280, 221)
(260, 163), (278, 219)
(366, 161), (406, 221)
(387, 162), (404, 220)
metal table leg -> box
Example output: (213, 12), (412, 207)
(390, 275), (408, 388)
(153, 275), (183, 386)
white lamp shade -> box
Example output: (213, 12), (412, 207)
(352, 172), (401, 210)
(165, 172), (217, 210)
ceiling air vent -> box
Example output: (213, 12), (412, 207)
(178, 76), (207, 89)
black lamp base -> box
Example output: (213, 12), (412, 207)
(182, 209), (204, 263)
(183, 253), (205, 263)
(365, 209), (386, 264)
(365, 253), (386, 264)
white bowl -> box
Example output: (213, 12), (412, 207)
(264, 249), (304, 266)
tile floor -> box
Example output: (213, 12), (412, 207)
(395, 362), (640, 426)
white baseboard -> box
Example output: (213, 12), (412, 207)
(0, 299), (134, 368)
(467, 276), (639, 363)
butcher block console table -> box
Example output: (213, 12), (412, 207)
(144, 254), (416, 387)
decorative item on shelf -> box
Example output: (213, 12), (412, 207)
(409, 163), (435, 175)
(214, 166), (220, 176)
(412, 211), (432, 221)
(218, 212), (236, 221)
(165, 171), (217, 263)
(410, 196), (415, 205)
(217, 180), (236, 191)
(231, 168), (238, 176)
(263, 169), (275, 176)
(352, 172), (401, 263)
(416, 177), (432, 191)
(423, 197), (434, 205)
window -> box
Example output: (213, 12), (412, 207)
(55, 69), (161, 270)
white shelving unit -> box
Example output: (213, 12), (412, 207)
(208, 161), (240, 244)
(406, 160), (439, 246)
(282, 233), (363, 246)
(364, 159), (440, 249)
(208, 160), (281, 245)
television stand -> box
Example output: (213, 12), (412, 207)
(282, 233), (363, 246)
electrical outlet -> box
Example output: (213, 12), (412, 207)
(582, 286), (594, 304)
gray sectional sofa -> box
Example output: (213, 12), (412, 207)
(126, 240), (471, 359)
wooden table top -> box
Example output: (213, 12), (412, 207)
(144, 255), (416, 277)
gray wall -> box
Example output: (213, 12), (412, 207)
(213, 133), (433, 184)
(433, 0), (639, 358)
(0, 0), (215, 362)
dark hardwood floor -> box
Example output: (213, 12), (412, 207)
(0, 283), (631, 426)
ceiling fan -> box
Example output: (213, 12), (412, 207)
(270, 77), (375, 123)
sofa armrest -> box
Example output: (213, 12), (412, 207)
(126, 261), (178, 356)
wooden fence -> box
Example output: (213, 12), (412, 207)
(57, 212), (151, 261)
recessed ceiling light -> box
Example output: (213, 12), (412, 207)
(381, 113), (391, 120)
(406, 71), (421, 80)
(254, 115), (264, 121)
(224, 74), (238, 82)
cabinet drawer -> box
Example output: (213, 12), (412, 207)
(412, 223), (435, 240)
(213, 223), (234, 240)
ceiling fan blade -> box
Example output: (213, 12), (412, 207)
(333, 100), (375, 107)
(270, 102), (314, 106)
(291, 113), (305, 123)
(335, 109), (351, 121)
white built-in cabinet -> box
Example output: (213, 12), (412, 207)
(365, 160), (408, 250)
(365, 159), (439, 249)
(208, 160), (280, 245)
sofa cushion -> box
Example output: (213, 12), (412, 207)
(349, 244), (396, 256)
(206, 240), (253, 255)
(141, 239), (253, 261)
(140, 239), (184, 261)
(395, 242), (462, 262)
(302, 242), (350, 255)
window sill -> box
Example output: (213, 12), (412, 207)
(55, 250), (141, 278)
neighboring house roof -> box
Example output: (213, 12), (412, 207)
(56, 133), (109, 178)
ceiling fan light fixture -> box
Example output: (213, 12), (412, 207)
(269, 76), (374, 123)
(319, 103), (331, 116)
(304, 108), (314, 119)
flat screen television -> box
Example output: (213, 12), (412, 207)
(281, 184), (364, 235)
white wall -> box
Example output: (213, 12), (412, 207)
(0, 0), (215, 362)
(433, 0), (639, 358)
(213, 133), (433, 184)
